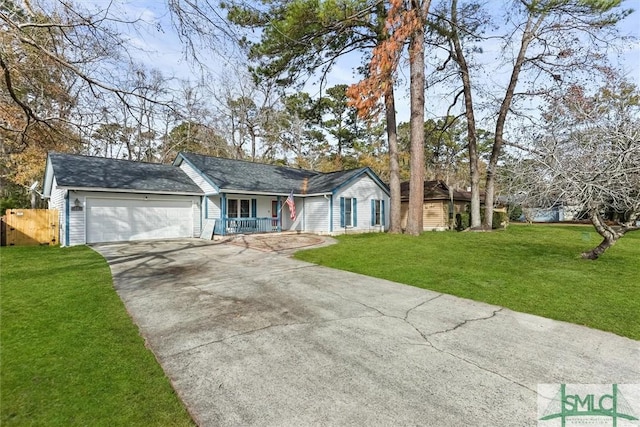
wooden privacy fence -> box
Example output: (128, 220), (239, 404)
(2, 209), (59, 246)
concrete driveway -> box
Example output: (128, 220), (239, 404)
(93, 238), (640, 426)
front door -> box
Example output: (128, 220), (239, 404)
(271, 200), (279, 231)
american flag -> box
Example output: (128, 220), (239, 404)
(285, 191), (296, 220)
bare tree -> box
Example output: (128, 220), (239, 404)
(482, 0), (632, 229)
(0, 1), (178, 138)
(1, 0), (192, 196)
(426, 0), (492, 228)
(504, 80), (640, 259)
(207, 67), (284, 161)
(166, 0), (241, 65)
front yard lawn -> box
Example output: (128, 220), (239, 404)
(0, 246), (193, 426)
(294, 224), (640, 340)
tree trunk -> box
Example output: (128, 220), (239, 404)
(374, 0), (402, 234)
(450, 0), (480, 229)
(581, 211), (623, 260)
(250, 130), (256, 161)
(406, 2), (426, 236)
(582, 235), (619, 260)
(484, 15), (539, 229)
(385, 86), (402, 233)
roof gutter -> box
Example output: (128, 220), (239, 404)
(221, 189), (331, 197)
(54, 186), (204, 196)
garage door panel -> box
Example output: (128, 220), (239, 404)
(87, 197), (194, 243)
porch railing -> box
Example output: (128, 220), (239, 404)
(214, 217), (279, 236)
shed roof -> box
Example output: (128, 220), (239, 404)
(400, 180), (482, 202)
(46, 153), (203, 194)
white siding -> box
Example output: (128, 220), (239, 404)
(179, 161), (218, 194)
(332, 174), (389, 235)
(205, 196), (221, 219)
(48, 177), (67, 246)
(256, 196), (275, 218)
(282, 196), (303, 231)
(68, 194), (86, 246)
(304, 196), (330, 233)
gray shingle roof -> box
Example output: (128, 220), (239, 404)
(179, 152), (378, 195)
(306, 169), (369, 193)
(49, 153), (203, 194)
(399, 180), (482, 202)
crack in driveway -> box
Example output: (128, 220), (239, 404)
(166, 298), (531, 395)
(304, 284), (519, 388)
(94, 239), (640, 426)
(399, 307), (536, 393)
(403, 294), (443, 320)
(425, 307), (504, 337)
(422, 334), (537, 394)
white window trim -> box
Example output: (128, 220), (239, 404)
(227, 198), (252, 218)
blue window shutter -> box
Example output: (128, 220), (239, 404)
(381, 200), (386, 226)
(353, 198), (357, 227)
(371, 199), (375, 226)
(340, 197), (345, 227)
(251, 199), (257, 217)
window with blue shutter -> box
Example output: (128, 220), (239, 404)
(371, 200), (375, 226)
(251, 199), (257, 217)
(352, 198), (357, 227)
(340, 197), (356, 227)
(371, 199), (383, 226)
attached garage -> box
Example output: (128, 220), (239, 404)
(85, 196), (196, 243)
(43, 153), (204, 246)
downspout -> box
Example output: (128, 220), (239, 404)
(64, 190), (70, 247)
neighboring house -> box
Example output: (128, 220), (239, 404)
(399, 180), (481, 231)
(43, 152), (390, 246)
(522, 204), (581, 222)
(503, 193), (582, 222)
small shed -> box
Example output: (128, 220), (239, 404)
(400, 181), (482, 230)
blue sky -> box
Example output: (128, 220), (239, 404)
(87, 0), (640, 126)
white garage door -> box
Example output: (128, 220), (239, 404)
(87, 197), (194, 243)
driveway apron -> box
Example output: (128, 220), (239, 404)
(93, 239), (640, 426)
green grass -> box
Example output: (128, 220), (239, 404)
(0, 246), (194, 426)
(294, 224), (640, 340)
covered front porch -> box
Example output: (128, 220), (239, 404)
(203, 193), (299, 237)
(214, 216), (281, 236)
